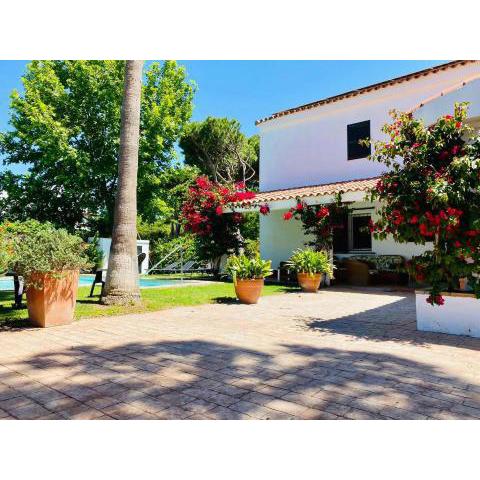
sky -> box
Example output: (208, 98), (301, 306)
(0, 60), (445, 173)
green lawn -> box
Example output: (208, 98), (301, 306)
(0, 281), (292, 329)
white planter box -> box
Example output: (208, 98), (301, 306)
(416, 291), (480, 338)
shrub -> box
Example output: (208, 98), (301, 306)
(287, 248), (333, 276)
(2, 220), (92, 288)
(368, 103), (480, 305)
(282, 193), (348, 251)
(180, 176), (257, 269)
(243, 238), (260, 257)
(225, 254), (272, 283)
(84, 234), (104, 270)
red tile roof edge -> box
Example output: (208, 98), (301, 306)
(256, 60), (477, 126)
(250, 176), (380, 203)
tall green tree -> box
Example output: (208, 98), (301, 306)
(179, 117), (259, 187)
(0, 60), (195, 235)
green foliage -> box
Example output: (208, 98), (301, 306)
(179, 117), (259, 187)
(240, 211), (259, 242)
(0, 60), (196, 235)
(84, 234), (104, 270)
(2, 220), (92, 288)
(225, 254), (272, 282)
(287, 248), (333, 276)
(243, 238), (260, 257)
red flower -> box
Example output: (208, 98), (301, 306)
(259, 204), (270, 215)
(215, 205), (223, 216)
(409, 215), (419, 224)
(447, 207), (463, 217)
(451, 145), (461, 156)
(454, 240), (462, 248)
(296, 202), (304, 212)
(435, 295), (445, 306)
(444, 115), (453, 120)
(438, 150), (450, 162)
(316, 207), (329, 218)
(283, 211), (293, 221)
(235, 181), (246, 190)
(195, 176), (210, 189)
(426, 294), (445, 306)
(465, 230), (478, 237)
(419, 223), (434, 237)
(455, 121), (462, 129)
(412, 142), (421, 149)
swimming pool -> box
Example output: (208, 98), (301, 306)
(0, 275), (195, 291)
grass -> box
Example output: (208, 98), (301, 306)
(0, 281), (293, 330)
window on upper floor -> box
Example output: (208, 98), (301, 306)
(347, 120), (371, 160)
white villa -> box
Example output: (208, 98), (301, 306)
(252, 60), (480, 269)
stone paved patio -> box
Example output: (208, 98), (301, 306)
(1, 287), (480, 420)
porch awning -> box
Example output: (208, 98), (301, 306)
(252, 177), (380, 203)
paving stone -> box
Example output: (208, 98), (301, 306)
(264, 398), (309, 416)
(0, 287), (479, 420)
(204, 405), (250, 420)
(10, 402), (52, 420)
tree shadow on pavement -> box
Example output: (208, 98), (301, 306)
(0, 336), (478, 420)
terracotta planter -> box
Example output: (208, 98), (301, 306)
(297, 273), (321, 293)
(234, 278), (264, 304)
(26, 270), (79, 328)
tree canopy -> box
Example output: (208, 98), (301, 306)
(0, 60), (196, 235)
(179, 116), (259, 187)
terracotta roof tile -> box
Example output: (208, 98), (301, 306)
(253, 177), (380, 203)
(256, 60), (477, 126)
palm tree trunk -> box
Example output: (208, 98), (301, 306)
(102, 60), (143, 305)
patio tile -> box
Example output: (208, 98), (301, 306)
(1, 287), (480, 420)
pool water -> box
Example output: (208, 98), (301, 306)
(0, 275), (192, 291)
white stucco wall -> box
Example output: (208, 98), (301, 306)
(259, 62), (480, 192)
(260, 201), (431, 269)
(90, 237), (150, 274)
(260, 210), (310, 269)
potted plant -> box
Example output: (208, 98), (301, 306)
(368, 103), (480, 338)
(287, 248), (333, 292)
(225, 254), (272, 304)
(3, 221), (91, 327)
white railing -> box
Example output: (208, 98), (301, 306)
(146, 244), (182, 275)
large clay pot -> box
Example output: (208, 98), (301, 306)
(234, 278), (264, 304)
(297, 272), (321, 293)
(26, 270), (79, 328)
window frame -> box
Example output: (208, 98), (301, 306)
(348, 211), (373, 252)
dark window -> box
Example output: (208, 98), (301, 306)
(347, 120), (371, 160)
(332, 212), (349, 253)
(352, 215), (372, 250)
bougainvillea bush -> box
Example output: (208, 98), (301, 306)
(181, 176), (257, 271)
(283, 193), (348, 251)
(368, 103), (480, 305)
